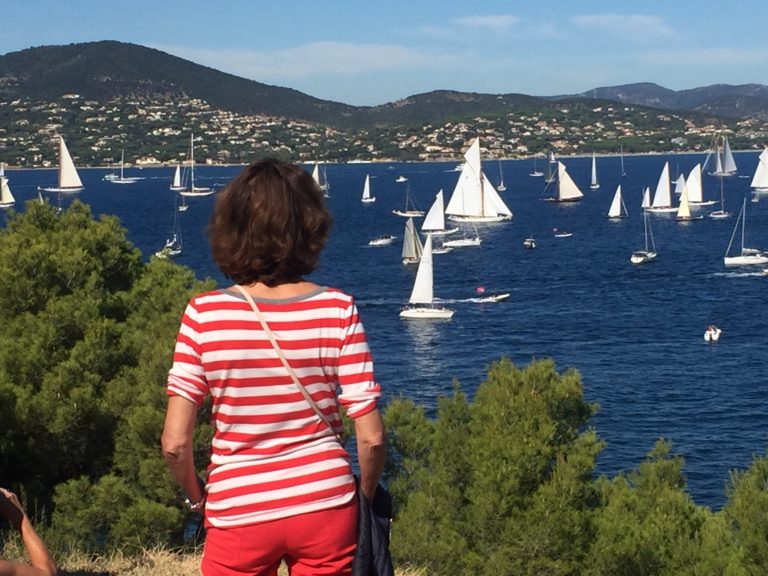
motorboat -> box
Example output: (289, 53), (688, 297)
(523, 237), (536, 249)
(704, 325), (722, 342)
(368, 235), (395, 247)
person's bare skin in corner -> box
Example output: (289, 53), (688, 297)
(0, 488), (57, 576)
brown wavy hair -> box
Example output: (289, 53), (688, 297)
(208, 158), (331, 286)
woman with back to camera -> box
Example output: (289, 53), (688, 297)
(161, 158), (386, 576)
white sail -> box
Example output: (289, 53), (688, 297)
(0, 176), (15, 208)
(590, 153), (599, 189)
(607, 185), (627, 218)
(685, 164), (704, 203)
(408, 234), (434, 304)
(0, 163), (4, 177)
(171, 164), (183, 190)
(556, 162), (584, 201)
(673, 174), (686, 197)
(641, 187), (651, 209)
(721, 136), (737, 174)
(750, 148), (768, 190)
(545, 151), (557, 183)
(422, 190), (444, 231)
(401, 217), (423, 264)
(676, 180), (692, 219)
(445, 137), (512, 222)
(361, 174), (375, 203)
(651, 162), (672, 208)
(58, 136), (84, 190)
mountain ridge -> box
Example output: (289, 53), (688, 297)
(1, 41), (767, 129)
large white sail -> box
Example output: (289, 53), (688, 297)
(685, 164), (703, 203)
(651, 162), (671, 208)
(721, 136), (737, 175)
(422, 190), (445, 231)
(556, 162), (584, 201)
(171, 164), (183, 190)
(401, 217), (423, 263)
(408, 234), (434, 304)
(641, 187), (651, 209)
(676, 180), (692, 219)
(607, 185), (627, 218)
(750, 148), (768, 191)
(0, 176), (15, 208)
(445, 138), (512, 222)
(361, 174), (375, 202)
(590, 153), (599, 189)
(58, 136), (84, 190)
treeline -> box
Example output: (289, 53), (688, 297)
(1, 202), (768, 574)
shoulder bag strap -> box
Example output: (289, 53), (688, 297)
(234, 285), (344, 444)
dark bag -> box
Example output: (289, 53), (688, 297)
(352, 478), (394, 576)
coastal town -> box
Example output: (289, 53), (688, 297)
(2, 91), (767, 169)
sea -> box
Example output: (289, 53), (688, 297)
(5, 151), (768, 510)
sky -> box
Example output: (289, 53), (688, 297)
(3, 0), (767, 107)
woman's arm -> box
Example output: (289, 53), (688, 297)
(353, 409), (386, 502)
(161, 396), (205, 507)
(0, 488), (57, 576)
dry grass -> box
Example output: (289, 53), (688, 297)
(3, 543), (427, 576)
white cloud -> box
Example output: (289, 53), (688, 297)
(572, 14), (675, 41)
(452, 14), (521, 32)
(153, 42), (459, 82)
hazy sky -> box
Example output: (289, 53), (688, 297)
(3, 0), (767, 106)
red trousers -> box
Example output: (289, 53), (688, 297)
(201, 497), (358, 576)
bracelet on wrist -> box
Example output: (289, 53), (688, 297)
(185, 496), (205, 512)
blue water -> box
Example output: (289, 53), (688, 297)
(7, 152), (768, 509)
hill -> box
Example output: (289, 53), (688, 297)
(556, 82), (768, 120)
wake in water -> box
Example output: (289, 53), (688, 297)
(711, 271), (765, 278)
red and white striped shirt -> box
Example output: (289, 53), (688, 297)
(167, 287), (381, 528)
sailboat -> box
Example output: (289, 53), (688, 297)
(529, 155), (544, 177)
(401, 217), (423, 265)
(312, 163), (331, 193)
(706, 132), (738, 177)
(178, 134), (215, 197)
(750, 147), (768, 194)
(685, 164), (715, 207)
(589, 153), (600, 190)
(0, 171), (15, 209)
(107, 149), (143, 184)
(497, 159), (506, 191)
(630, 209), (657, 264)
(442, 224), (481, 248)
(39, 136), (84, 193)
(399, 235), (454, 319)
(392, 183), (424, 217)
(647, 162), (676, 213)
(709, 175), (730, 219)
(548, 161), (583, 202)
(675, 177), (703, 221)
(641, 187), (651, 209)
(545, 151), (557, 184)
(361, 174), (376, 203)
(723, 198), (768, 266)
(155, 196), (184, 258)
(606, 185), (628, 219)
(170, 164), (185, 191)
(421, 190), (458, 235)
(445, 137), (512, 222)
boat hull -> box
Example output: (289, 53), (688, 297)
(399, 306), (454, 319)
(630, 251), (657, 265)
(446, 214), (511, 223)
(723, 254), (768, 266)
(38, 186), (83, 193)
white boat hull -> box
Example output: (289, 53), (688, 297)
(399, 306), (454, 319)
(723, 254), (768, 266)
(704, 328), (721, 342)
(446, 214), (510, 223)
(38, 185), (83, 193)
(392, 209), (424, 217)
(179, 188), (215, 197)
(647, 206), (678, 214)
(630, 251), (657, 265)
(443, 237), (481, 248)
